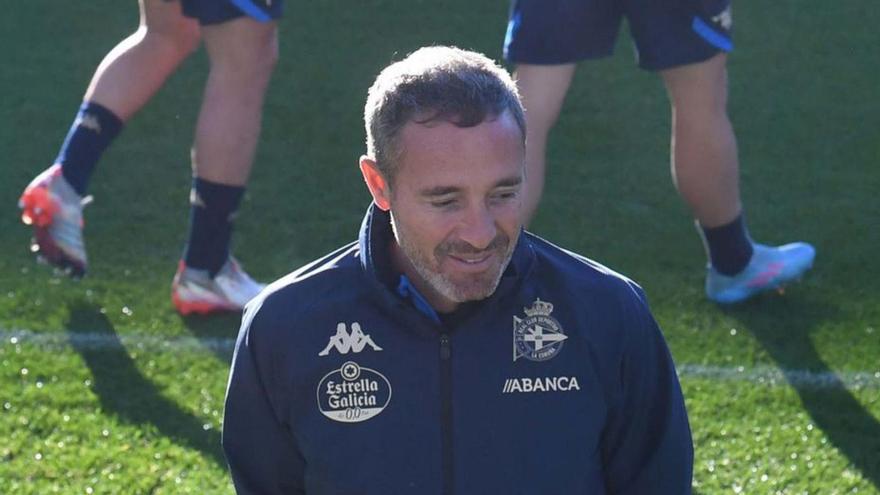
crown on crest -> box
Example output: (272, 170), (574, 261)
(523, 298), (553, 317)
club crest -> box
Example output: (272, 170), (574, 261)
(513, 298), (567, 362)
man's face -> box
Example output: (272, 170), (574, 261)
(382, 111), (525, 313)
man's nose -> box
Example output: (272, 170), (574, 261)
(457, 205), (497, 250)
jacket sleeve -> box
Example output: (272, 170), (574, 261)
(222, 299), (306, 494)
(601, 285), (694, 494)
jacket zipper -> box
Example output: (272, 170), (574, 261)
(440, 332), (453, 495)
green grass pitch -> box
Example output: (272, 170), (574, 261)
(1, 1), (878, 493)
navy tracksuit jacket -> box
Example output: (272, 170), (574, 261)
(223, 205), (693, 494)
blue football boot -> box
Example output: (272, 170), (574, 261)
(706, 242), (816, 304)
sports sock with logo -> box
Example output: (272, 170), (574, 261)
(183, 177), (245, 277)
(698, 213), (754, 276)
(56, 101), (124, 196)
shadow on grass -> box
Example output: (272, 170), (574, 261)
(179, 312), (241, 363)
(723, 292), (880, 488)
(66, 301), (226, 469)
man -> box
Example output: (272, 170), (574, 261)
(222, 46), (693, 494)
(504, 0), (816, 303)
(18, 0), (279, 314)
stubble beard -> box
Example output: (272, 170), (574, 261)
(392, 220), (516, 305)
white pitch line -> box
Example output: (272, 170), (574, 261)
(677, 364), (880, 390)
(3, 330), (880, 390)
(1, 329), (235, 353)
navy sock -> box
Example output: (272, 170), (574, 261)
(699, 214), (754, 276)
(183, 178), (245, 277)
(56, 101), (124, 196)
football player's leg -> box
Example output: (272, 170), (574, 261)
(513, 64), (576, 226)
(187, 15), (278, 271)
(84, 0), (201, 123)
(660, 53), (742, 230)
(662, 57), (815, 303)
(632, 0), (751, 275)
(192, 15), (278, 187)
(503, 0), (621, 225)
(173, 14), (277, 313)
(19, 0), (199, 276)
(55, 0), (199, 195)
(634, 0), (813, 302)
(64, 0), (200, 194)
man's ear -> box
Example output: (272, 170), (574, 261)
(359, 156), (392, 211)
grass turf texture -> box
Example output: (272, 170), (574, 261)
(1, 0), (878, 492)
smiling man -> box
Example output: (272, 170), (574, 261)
(361, 95), (524, 313)
(222, 46), (693, 494)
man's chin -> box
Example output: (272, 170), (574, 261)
(442, 277), (500, 303)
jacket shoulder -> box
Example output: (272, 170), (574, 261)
(245, 241), (366, 326)
(525, 233), (647, 304)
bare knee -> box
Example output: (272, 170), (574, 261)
(141, 17), (201, 62)
(206, 22), (279, 84)
(662, 53), (730, 122)
(514, 64), (575, 139)
(248, 30), (279, 81)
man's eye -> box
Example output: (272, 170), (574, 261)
(431, 199), (457, 208)
(492, 191), (518, 201)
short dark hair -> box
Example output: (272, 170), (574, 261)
(364, 46), (526, 184)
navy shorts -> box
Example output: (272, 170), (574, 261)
(180, 0), (283, 25)
(503, 0), (732, 71)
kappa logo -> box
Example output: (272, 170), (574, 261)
(513, 298), (567, 362)
(317, 361), (392, 423)
(319, 322), (383, 357)
(502, 376), (581, 394)
(189, 190), (238, 221)
(189, 190), (206, 208)
(76, 113), (102, 134)
(712, 5), (733, 30)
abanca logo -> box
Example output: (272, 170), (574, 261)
(502, 376), (581, 394)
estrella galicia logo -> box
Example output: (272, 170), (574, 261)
(513, 298), (568, 362)
(317, 361), (391, 423)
